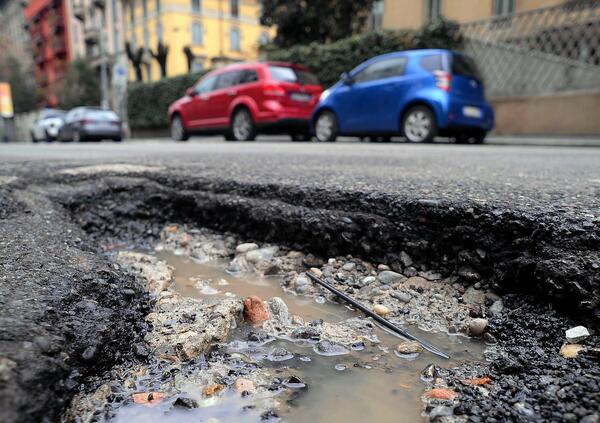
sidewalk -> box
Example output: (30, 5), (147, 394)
(487, 135), (600, 147)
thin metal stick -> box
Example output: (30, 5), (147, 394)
(306, 272), (450, 359)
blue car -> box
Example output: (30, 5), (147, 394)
(312, 49), (494, 143)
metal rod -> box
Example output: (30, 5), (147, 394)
(305, 272), (450, 359)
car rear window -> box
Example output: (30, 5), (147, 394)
(86, 110), (119, 120)
(420, 54), (446, 72)
(269, 66), (319, 85)
(451, 54), (482, 81)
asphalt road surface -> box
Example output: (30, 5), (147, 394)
(1, 137), (599, 223)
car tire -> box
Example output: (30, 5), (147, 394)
(31, 132), (38, 143)
(228, 108), (257, 141)
(402, 106), (437, 143)
(314, 111), (338, 142)
(170, 115), (189, 141)
(291, 132), (312, 142)
(113, 136), (122, 142)
(473, 132), (486, 144)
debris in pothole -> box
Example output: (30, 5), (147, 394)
(565, 326), (590, 343)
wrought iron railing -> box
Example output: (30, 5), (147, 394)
(460, 0), (600, 97)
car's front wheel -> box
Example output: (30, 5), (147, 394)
(402, 106), (437, 143)
(170, 115), (189, 141)
(314, 111), (338, 142)
(228, 108), (256, 141)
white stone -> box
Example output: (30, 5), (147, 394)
(565, 326), (590, 343)
(235, 243), (258, 254)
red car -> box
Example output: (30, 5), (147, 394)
(168, 62), (323, 141)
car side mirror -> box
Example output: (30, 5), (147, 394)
(186, 87), (196, 97)
(340, 72), (354, 85)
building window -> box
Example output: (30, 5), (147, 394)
(493, 0), (515, 15)
(156, 0), (160, 13)
(230, 0), (239, 17)
(425, 0), (442, 22)
(230, 27), (240, 51)
(191, 0), (201, 12)
(157, 21), (163, 41)
(142, 0), (148, 19)
(370, 0), (384, 31)
(192, 22), (203, 45)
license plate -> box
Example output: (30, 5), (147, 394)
(291, 93), (311, 102)
(463, 106), (483, 118)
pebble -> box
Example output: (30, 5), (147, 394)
(202, 384), (224, 397)
(173, 396), (199, 409)
(243, 296), (269, 324)
(419, 271), (442, 281)
(403, 266), (417, 277)
(559, 343), (584, 358)
(390, 291), (411, 303)
(362, 276), (377, 286)
(235, 243), (258, 254)
(378, 270), (404, 284)
(395, 341), (423, 355)
(488, 299), (504, 317)
(424, 388), (457, 400)
(400, 251), (413, 267)
(246, 246), (278, 264)
(309, 267), (322, 277)
(81, 345), (97, 361)
(565, 326), (590, 343)
(377, 264), (390, 271)
(373, 304), (391, 317)
(234, 378), (255, 393)
(429, 405), (454, 420)
(342, 262), (356, 271)
(468, 318), (488, 336)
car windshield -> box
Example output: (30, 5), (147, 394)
(86, 110), (119, 121)
(451, 54), (482, 81)
(40, 110), (65, 120)
(269, 66), (319, 85)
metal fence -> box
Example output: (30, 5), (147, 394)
(460, 0), (600, 98)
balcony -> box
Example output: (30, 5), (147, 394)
(73, 3), (85, 21)
(84, 27), (100, 45)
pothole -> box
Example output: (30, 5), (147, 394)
(67, 225), (489, 423)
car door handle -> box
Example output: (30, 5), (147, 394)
(227, 90), (237, 96)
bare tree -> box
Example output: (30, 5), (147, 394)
(125, 42), (144, 82)
(150, 41), (169, 78)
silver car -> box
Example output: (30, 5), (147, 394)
(30, 109), (66, 142)
(59, 107), (123, 142)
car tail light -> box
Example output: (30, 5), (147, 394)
(434, 71), (452, 91)
(263, 83), (286, 97)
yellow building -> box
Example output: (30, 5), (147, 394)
(374, 0), (569, 29)
(123, 0), (272, 81)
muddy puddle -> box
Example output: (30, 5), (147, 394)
(112, 251), (485, 423)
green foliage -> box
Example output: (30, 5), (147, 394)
(58, 59), (101, 110)
(264, 19), (463, 88)
(0, 55), (39, 113)
(127, 72), (205, 129)
(260, 0), (376, 48)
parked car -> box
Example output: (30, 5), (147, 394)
(168, 62), (323, 141)
(59, 107), (123, 142)
(312, 49), (494, 144)
(30, 108), (65, 142)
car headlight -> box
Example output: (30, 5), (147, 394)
(319, 89), (330, 102)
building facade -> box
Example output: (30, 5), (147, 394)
(123, 0), (272, 81)
(24, 0), (73, 106)
(377, 0), (569, 29)
(0, 0), (33, 70)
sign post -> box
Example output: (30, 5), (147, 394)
(0, 82), (15, 142)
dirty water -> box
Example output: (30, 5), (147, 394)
(113, 251), (485, 423)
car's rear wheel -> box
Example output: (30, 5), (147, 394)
(315, 111), (338, 142)
(229, 108), (256, 141)
(402, 106), (437, 143)
(170, 115), (189, 141)
(291, 132), (312, 142)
